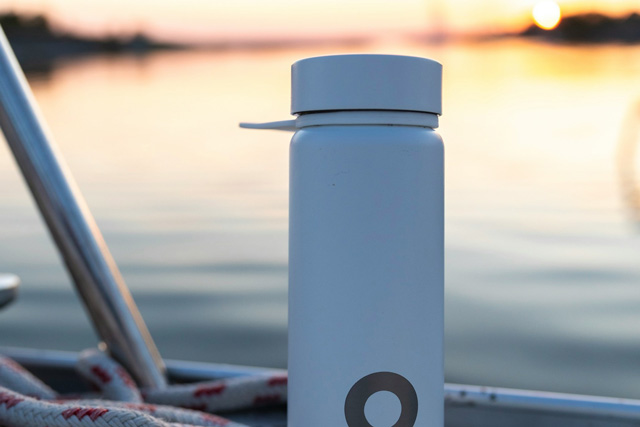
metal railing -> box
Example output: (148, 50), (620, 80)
(0, 25), (166, 389)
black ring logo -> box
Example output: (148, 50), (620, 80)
(344, 372), (418, 427)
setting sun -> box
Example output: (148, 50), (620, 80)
(532, 1), (562, 30)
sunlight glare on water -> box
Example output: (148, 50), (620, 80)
(0, 39), (640, 398)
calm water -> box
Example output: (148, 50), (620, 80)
(1, 39), (640, 398)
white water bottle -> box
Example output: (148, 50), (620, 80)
(242, 54), (443, 427)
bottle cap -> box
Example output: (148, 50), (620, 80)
(291, 54), (442, 115)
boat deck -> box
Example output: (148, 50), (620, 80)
(3, 347), (640, 427)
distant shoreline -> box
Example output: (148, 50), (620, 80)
(0, 13), (186, 73)
(521, 12), (640, 43)
(0, 13), (369, 74)
(3, 10), (640, 75)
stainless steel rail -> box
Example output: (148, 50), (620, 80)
(0, 274), (19, 309)
(0, 347), (286, 382)
(0, 26), (166, 388)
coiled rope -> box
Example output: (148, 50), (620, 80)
(0, 349), (287, 427)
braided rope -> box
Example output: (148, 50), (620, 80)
(143, 375), (287, 413)
(0, 349), (287, 427)
(0, 355), (57, 399)
(53, 399), (242, 426)
(78, 350), (287, 413)
(76, 349), (143, 404)
(0, 386), (180, 427)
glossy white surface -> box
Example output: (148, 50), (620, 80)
(289, 125), (444, 426)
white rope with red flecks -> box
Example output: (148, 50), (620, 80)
(0, 349), (287, 427)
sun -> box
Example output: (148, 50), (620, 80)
(532, 1), (562, 30)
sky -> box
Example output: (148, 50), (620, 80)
(0, 0), (639, 43)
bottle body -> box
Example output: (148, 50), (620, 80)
(289, 124), (444, 426)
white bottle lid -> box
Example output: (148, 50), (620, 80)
(291, 54), (442, 115)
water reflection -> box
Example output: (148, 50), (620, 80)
(618, 99), (640, 228)
(1, 40), (640, 399)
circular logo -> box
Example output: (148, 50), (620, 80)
(344, 371), (418, 427)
